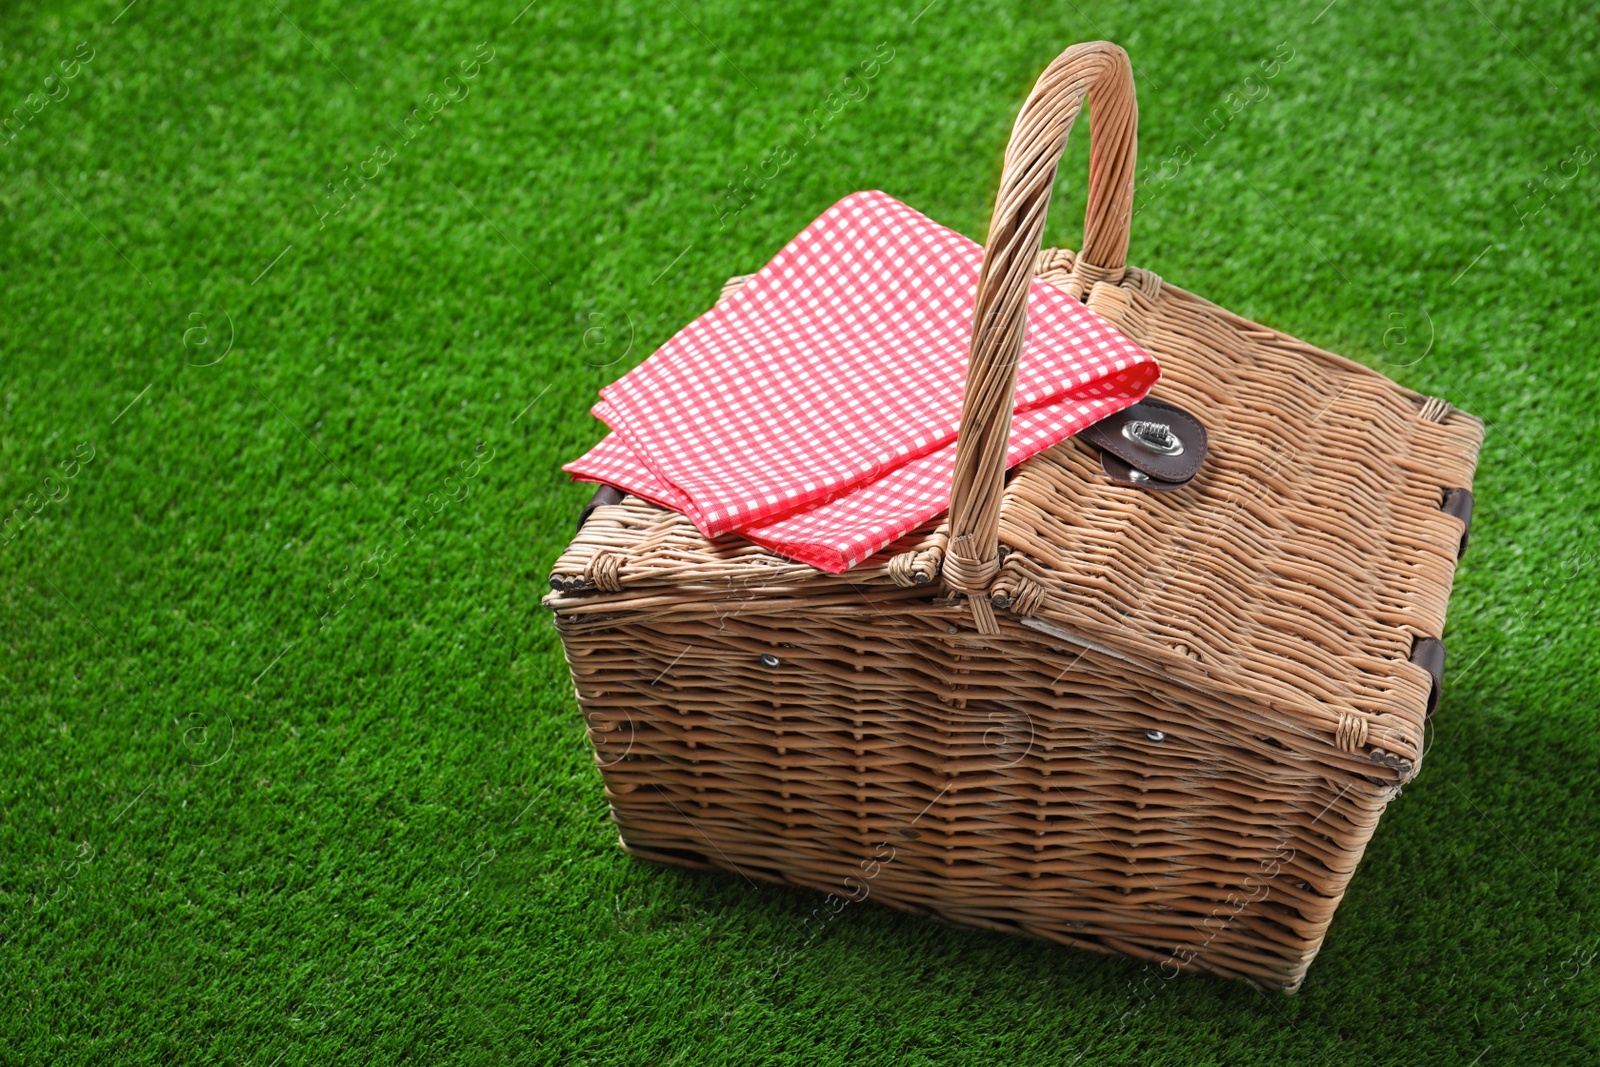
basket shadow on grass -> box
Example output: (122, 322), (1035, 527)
(565, 669), (1600, 1060)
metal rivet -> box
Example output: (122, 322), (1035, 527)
(1145, 730), (1166, 743)
(1128, 468), (1150, 483)
(1123, 420), (1184, 457)
(759, 653), (780, 668)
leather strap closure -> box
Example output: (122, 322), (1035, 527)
(577, 483), (627, 530)
(1081, 396), (1208, 489)
(1410, 635), (1446, 719)
(1098, 450), (1190, 492)
(1441, 488), (1473, 559)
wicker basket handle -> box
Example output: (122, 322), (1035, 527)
(943, 41), (1138, 634)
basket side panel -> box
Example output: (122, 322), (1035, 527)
(558, 602), (1391, 991)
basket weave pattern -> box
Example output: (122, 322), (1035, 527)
(546, 42), (1480, 990)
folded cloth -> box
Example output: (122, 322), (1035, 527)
(565, 190), (1160, 573)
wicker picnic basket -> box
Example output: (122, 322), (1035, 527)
(545, 41), (1481, 991)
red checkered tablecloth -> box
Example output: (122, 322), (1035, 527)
(565, 190), (1159, 573)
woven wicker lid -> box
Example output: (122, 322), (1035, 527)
(988, 257), (1481, 781)
(548, 259), (1481, 783)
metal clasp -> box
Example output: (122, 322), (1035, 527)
(1122, 419), (1184, 457)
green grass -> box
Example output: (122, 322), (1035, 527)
(2, 0), (1598, 1062)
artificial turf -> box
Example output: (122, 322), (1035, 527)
(2, 0), (1598, 1062)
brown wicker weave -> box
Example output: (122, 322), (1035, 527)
(545, 41), (1481, 991)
